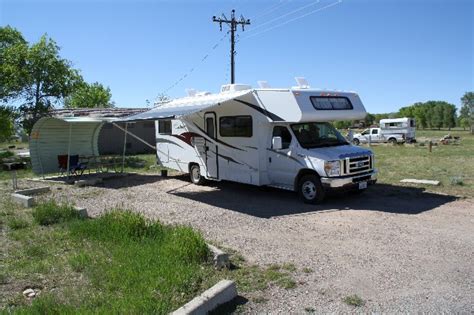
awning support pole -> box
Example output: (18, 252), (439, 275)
(67, 123), (72, 178)
(121, 123), (128, 173)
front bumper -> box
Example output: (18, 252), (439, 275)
(321, 169), (378, 188)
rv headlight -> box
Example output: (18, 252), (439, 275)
(324, 160), (341, 177)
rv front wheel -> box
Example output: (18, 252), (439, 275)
(190, 164), (205, 185)
(353, 138), (360, 145)
(298, 174), (325, 204)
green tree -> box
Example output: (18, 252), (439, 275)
(442, 103), (456, 130)
(364, 113), (375, 126)
(64, 82), (113, 108)
(430, 104), (443, 129)
(1, 27), (83, 133)
(460, 92), (474, 134)
(0, 105), (17, 141)
(0, 26), (29, 101)
(459, 117), (470, 130)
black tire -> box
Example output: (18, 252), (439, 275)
(298, 174), (326, 204)
(352, 138), (360, 145)
(388, 138), (397, 144)
(189, 164), (205, 185)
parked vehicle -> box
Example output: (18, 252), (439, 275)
(352, 127), (404, 145)
(380, 117), (416, 142)
(353, 117), (416, 145)
(123, 80), (377, 203)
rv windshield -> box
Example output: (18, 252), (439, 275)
(291, 122), (348, 149)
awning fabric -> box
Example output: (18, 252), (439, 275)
(118, 90), (253, 122)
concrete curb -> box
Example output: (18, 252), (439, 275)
(74, 206), (88, 218)
(11, 193), (35, 208)
(207, 244), (230, 269)
(171, 280), (237, 315)
(15, 186), (50, 196)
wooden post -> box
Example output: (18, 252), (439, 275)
(429, 141), (432, 153)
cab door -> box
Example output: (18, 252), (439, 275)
(204, 113), (218, 179)
(267, 126), (297, 187)
(370, 128), (381, 142)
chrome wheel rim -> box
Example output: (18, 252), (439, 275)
(192, 167), (200, 182)
(302, 181), (317, 200)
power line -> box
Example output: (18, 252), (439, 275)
(154, 31), (229, 102)
(249, 0), (292, 21)
(244, 0), (321, 34)
(213, 9), (251, 84)
(241, 0), (342, 41)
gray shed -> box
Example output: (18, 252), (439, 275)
(30, 116), (157, 176)
(30, 117), (106, 175)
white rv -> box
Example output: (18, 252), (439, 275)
(124, 82), (377, 203)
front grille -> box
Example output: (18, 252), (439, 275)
(342, 155), (372, 175)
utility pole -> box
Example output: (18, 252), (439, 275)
(213, 10), (250, 84)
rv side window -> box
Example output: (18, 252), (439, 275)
(219, 116), (252, 137)
(158, 120), (172, 135)
(410, 120), (415, 127)
(272, 126), (292, 149)
(310, 97), (353, 110)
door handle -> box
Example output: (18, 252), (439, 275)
(269, 157), (272, 163)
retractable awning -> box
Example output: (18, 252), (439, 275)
(118, 89), (253, 122)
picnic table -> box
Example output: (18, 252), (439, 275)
(79, 155), (123, 173)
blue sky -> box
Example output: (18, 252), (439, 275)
(1, 0), (472, 113)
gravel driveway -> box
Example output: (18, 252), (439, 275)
(41, 173), (473, 313)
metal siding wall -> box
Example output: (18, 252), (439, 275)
(30, 118), (102, 175)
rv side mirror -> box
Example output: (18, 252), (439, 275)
(272, 136), (283, 150)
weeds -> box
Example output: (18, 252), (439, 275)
(302, 267), (314, 273)
(69, 252), (92, 272)
(32, 200), (81, 225)
(343, 294), (365, 307)
(7, 217), (29, 230)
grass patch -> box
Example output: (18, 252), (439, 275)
(7, 217), (29, 230)
(367, 129), (474, 198)
(1, 199), (296, 313)
(69, 251), (92, 272)
(32, 200), (81, 225)
(343, 294), (365, 307)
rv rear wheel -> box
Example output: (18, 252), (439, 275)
(388, 138), (397, 144)
(298, 174), (326, 204)
(190, 164), (205, 185)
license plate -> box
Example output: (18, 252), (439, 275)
(358, 181), (368, 190)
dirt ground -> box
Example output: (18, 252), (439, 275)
(22, 174), (474, 312)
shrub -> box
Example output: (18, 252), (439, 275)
(32, 200), (81, 226)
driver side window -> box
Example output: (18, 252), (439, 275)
(272, 126), (292, 149)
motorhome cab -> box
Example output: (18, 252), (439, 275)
(125, 81), (377, 203)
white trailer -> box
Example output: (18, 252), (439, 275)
(123, 82), (377, 203)
(379, 117), (416, 142)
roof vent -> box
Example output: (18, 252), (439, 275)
(220, 84), (252, 93)
(294, 77), (310, 89)
(257, 81), (270, 88)
(196, 91), (211, 97)
(186, 88), (197, 97)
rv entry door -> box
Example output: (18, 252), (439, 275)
(204, 113), (218, 179)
